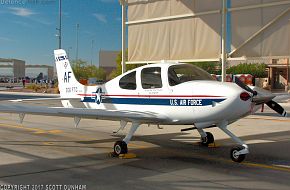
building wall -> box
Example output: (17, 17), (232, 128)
(0, 67), (14, 78)
(25, 65), (54, 80)
(48, 66), (54, 80)
(99, 50), (119, 74)
(13, 59), (25, 78)
(102, 67), (116, 75)
(0, 59), (25, 79)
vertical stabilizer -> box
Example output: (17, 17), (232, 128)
(54, 49), (84, 98)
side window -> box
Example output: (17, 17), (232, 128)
(141, 67), (162, 89)
(119, 71), (136, 90)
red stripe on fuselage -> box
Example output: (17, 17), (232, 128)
(77, 94), (224, 98)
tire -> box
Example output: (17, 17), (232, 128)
(230, 146), (246, 163)
(114, 141), (128, 155)
(200, 132), (214, 146)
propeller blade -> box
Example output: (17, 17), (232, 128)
(266, 100), (288, 117)
(233, 76), (257, 96)
(252, 96), (275, 105)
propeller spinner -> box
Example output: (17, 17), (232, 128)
(233, 76), (288, 117)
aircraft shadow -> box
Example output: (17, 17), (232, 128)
(0, 130), (289, 189)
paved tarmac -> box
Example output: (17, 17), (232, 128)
(0, 93), (289, 189)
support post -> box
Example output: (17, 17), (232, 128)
(59, 0), (62, 49)
(221, 0), (227, 82)
(287, 58), (289, 91)
(91, 39), (94, 66)
(57, 0), (62, 49)
(76, 23), (79, 61)
(121, 0), (127, 74)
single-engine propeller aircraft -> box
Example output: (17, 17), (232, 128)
(0, 49), (288, 162)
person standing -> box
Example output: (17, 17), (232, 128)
(22, 78), (26, 88)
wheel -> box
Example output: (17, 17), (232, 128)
(113, 141), (128, 155)
(200, 132), (214, 146)
(230, 146), (246, 163)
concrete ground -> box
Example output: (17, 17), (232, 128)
(0, 93), (289, 189)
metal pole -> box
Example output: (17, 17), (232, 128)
(67, 47), (72, 58)
(121, 0), (126, 73)
(58, 0), (62, 49)
(288, 20), (290, 92)
(221, 0), (227, 82)
(91, 39), (94, 66)
(76, 23), (79, 60)
(287, 58), (289, 91)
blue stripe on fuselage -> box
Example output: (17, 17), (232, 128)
(81, 97), (226, 106)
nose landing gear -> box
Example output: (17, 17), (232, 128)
(195, 121), (249, 163)
(218, 121), (249, 163)
(230, 145), (246, 163)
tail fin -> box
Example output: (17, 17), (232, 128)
(54, 49), (84, 98)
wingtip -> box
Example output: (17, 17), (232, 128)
(9, 99), (23, 102)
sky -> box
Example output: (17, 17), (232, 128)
(0, 0), (122, 66)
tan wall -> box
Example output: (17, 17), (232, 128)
(127, 0), (290, 62)
(99, 50), (119, 68)
(127, 0), (221, 62)
(230, 0), (290, 58)
(13, 60), (25, 78)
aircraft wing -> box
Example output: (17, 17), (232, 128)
(0, 103), (169, 124)
(9, 97), (67, 102)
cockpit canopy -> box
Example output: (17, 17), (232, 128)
(119, 63), (214, 90)
(168, 64), (214, 86)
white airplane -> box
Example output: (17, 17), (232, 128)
(0, 49), (288, 163)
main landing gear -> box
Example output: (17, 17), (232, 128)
(197, 121), (249, 163)
(113, 121), (139, 156)
(197, 129), (215, 146)
(114, 141), (128, 155)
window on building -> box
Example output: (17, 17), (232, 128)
(141, 67), (162, 89)
(119, 71), (137, 90)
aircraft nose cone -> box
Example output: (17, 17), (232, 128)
(220, 82), (252, 119)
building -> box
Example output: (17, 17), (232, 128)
(228, 57), (289, 90)
(122, 0), (290, 90)
(268, 59), (289, 90)
(25, 65), (54, 81)
(0, 58), (25, 82)
(99, 50), (119, 75)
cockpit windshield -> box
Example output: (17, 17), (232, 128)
(168, 64), (214, 86)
